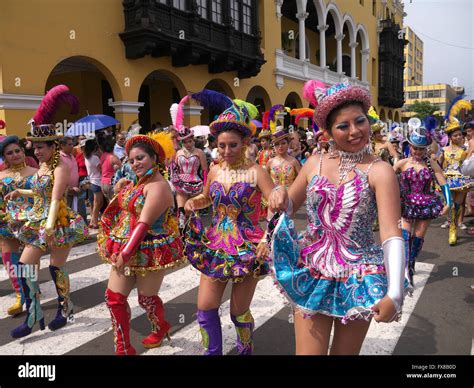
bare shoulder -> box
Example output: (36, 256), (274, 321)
(368, 159), (397, 184)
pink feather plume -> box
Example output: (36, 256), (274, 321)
(33, 85), (79, 125)
(303, 80), (326, 108)
(175, 95), (191, 129)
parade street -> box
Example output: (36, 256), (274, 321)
(0, 210), (471, 356)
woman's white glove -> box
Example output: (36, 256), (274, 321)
(382, 236), (405, 312)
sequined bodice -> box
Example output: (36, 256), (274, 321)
(206, 180), (263, 254)
(443, 148), (466, 173)
(301, 167), (383, 278)
(177, 154), (200, 176)
(116, 179), (168, 236)
(400, 167), (434, 195)
(270, 162), (297, 188)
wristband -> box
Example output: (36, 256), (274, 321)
(382, 236), (405, 312)
(121, 222), (149, 263)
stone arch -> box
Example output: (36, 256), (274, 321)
(379, 108), (386, 121)
(246, 85), (272, 118)
(138, 69), (188, 130)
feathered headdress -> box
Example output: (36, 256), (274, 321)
(28, 85), (79, 141)
(0, 120), (6, 130)
(269, 104), (284, 133)
(302, 80), (371, 129)
(422, 116), (447, 147)
(290, 108), (315, 127)
(444, 96), (472, 134)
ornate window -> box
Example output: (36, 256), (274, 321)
(197, 0), (208, 18)
(212, 0), (223, 24)
(172, 0), (186, 10)
(242, 0), (252, 35)
(230, 0), (240, 30)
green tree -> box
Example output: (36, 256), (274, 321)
(408, 100), (440, 120)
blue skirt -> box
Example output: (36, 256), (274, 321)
(269, 213), (392, 324)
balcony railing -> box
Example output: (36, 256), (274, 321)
(275, 49), (369, 90)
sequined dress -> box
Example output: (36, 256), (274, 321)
(270, 161), (297, 189)
(171, 154), (203, 195)
(98, 168), (185, 276)
(8, 172), (88, 250)
(442, 147), (474, 191)
(185, 180), (268, 282)
(270, 158), (406, 323)
(399, 167), (443, 220)
(0, 174), (34, 239)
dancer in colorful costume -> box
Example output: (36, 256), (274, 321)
(98, 131), (185, 355)
(368, 107), (399, 165)
(184, 95), (275, 355)
(6, 85), (88, 338)
(256, 111), (273, 169)
(266, 105), (301, 190)
(170, 97), (208, 234)
(439, 97), (473, 245)
(0, 133), (37, 316)
(394, 117), (450, 289)
(268, 80), (406, 355)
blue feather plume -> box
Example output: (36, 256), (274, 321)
(423, 116), (438, 133)
(191, 89), (233, 114)
(445, 95), (463, 120)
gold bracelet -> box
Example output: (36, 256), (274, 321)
(45, 200), (60, 236)
(17, 189), (34, 197)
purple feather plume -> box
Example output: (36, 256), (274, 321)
(33, 85), (79, 125)
(269, 104), (284, 123)
(191, 89), (233, 114)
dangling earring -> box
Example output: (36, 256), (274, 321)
(328, 139), (337, 158)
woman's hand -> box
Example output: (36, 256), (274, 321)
(184, 199), (196, 213)
(268, 186), (289, 212)
(46, 233), (56, 249)
(114, 178), (129, 194)
(256, 240), (269, 260)
(4, 190), (19, 201)
(113, 253), (126, 274)
(372, 295), (398, 323)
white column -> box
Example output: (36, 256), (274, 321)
(361, 48), (370, 82)
(349, 41), (358, 78)
(317, 24), (328, 69)
(335, 33), (345, 74)
(296, 12), (309, 61)
(275, 0), (284, 20)
(108, 101), (144, 114)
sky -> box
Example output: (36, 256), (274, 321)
(403, 0), (474, 99)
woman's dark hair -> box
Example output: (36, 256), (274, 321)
(128, 142), (158, 162)
(217, 128), (246, 140)
(84, 139), (98, 159)
(0, 137), (21, 157)
(99, 136), (115, 153)
(448, 128), (462, 138)
(325, 101), (367, 134)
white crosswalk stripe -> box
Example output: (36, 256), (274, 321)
(0, 240), (434, 355)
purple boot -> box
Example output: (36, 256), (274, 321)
(196, 308), (222, 355)
(231, 310), (254, 355)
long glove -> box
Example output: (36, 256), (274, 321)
(121, 222), (149, 263)
(440, 184), (452, 207)
(381, 236), (405, 313)
(45, 200), (60, 236)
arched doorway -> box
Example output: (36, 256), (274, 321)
(379, 108), (386, 121)
(284, 92), (303, 128)
(138, 70), (187, 131)
(45, 56), (121, 128)
(246, 85), (272, 119)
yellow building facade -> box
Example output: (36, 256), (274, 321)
(403, 26), (423, 88)
(403, 83), (457, 119)
(0, 0), (405, 137)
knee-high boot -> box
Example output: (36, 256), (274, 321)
(196, 308), (222, 355)
(138, 294), (171, 348)
(105, 288), (136, 355)
(48, 265), (74, 331)
(402, 229), (412, 288)
(11, 263), (45, 338)
(449, 204), (459, 246)
(2, 252), (24, 315)
(230, 310), (255, 355)
(409, 236), (424, 288)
